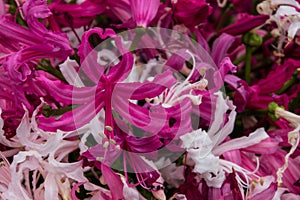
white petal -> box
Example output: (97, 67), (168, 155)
(180, 129), (212, 150)
(288, 21), (300, 39)
(271, 187), (287, 200)
(59, 57), (84, 87)
(44, 174), (59, 200)
(191, 152), (220, 174)
(202, 169), (225, 188)
(211, 101), (236, 147)
(213, 128), (269, 156)
(207, 92), (229, 137)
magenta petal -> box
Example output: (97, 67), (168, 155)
(243, 138), (280, 154)
(22, 0), (52, 34)
(116, 126), (163, 153)
(212, 57), (237, 91)
(211, 33), (235, 65)
(107, 0), (131, 23)
(0, 18), (42, 46)
(22, 0), (52, 20)
(71, 182), (85, 200)
(253, 59), (300, 94)
(37, 75), (103, 105)
(101, 164), (124, 200)
(113, 97), (170, 134)
(49, 0), (106, 28)
(172, 0), (212, 28)
(225, 75), (249, 112)
(250, 183), (277, 200)
(219, 14), (269, 36)
(82, 144), (121, 166)
(129, 0), (160, 27)
(38, 94), (105, 131)
(78, 28), (115, 82)
(114, 70), (176, 100)
(78, 27), (134, 83)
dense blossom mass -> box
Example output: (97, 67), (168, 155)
(0, 0), (300, 199)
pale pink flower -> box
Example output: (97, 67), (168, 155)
(155, 158), (185, 188)
(0, 103), (94, 200)
(0, 152), (11, 196)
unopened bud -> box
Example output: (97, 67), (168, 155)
(242, 32), (263, 47)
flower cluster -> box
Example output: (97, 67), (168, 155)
(0, 0), (300, 200)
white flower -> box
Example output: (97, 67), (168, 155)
(274, 107), (300, 186)
(180, 92), (270, 198)
(257, 0), (300, 52)
(151, 50), (207, 108)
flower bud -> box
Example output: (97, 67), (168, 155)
(242, 32), (263, 47)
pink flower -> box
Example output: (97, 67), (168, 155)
(0, 0), (73, 83)
(0, 152), (11, 196)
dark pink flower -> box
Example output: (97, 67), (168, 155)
(49, 0), (107, 28)
(129, 0), (160, 27)
(219, 14), (269, 36)
(0, 0), (73, 83)
(172, 0), (212, 28)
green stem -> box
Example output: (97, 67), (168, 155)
(276, 78), (296, 95)
(43, 105), (79, 118)
(233, 54), (246, 65)
(242, 109), (269, 116)
(276, 70), (299, 95)
(37, 59), (67, 83)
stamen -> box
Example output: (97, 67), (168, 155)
(103, 141), (109, 149)
(100, 175), (106, 185)
(0, 161), (5, 167)
(109, 139), (116, 144)
(105, 126), (113, 132)
(99, 132), (106, 138)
